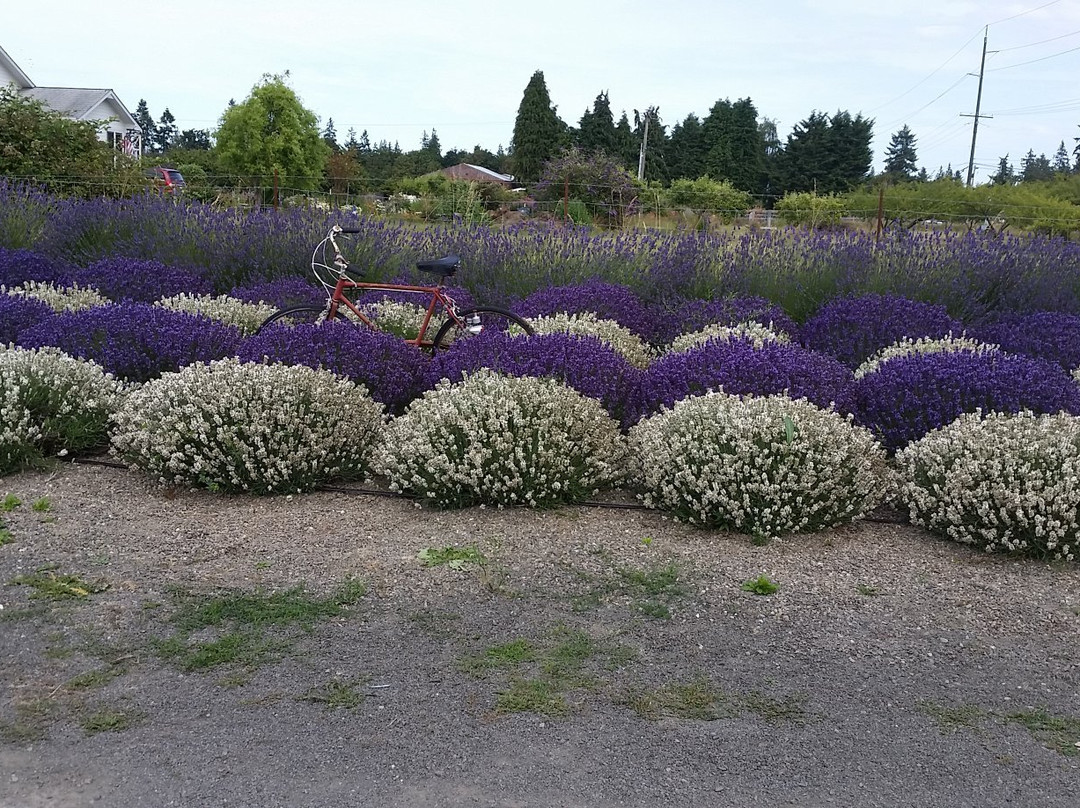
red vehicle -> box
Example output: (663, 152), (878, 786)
(145, 166), (185, 194)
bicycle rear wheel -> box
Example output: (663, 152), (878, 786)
(255, 304), (339, 334)
(431, 307), (534, 351)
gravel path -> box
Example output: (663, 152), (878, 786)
(1, 462), (1078, 807)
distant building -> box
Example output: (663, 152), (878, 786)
(0, 43), (142, 157)
(439, 163), (515, 186)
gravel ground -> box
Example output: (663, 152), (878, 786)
(1, 461), (1078, 808)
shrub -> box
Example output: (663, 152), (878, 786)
(156, 293), (278, 335)
(0, 246), (74, 287)
(110, 358), (384, 494)
(71, 257), (213, 303)
(0, 346), (126, 474)
(237, 321), (428, 414)
(800, 294), (962, 368)
(667, 321), (790, 354)
(896, 410), (1080, 560)
(514, 280), (662, 341)
(5, 281), (109, 312)
(664, 177), (752, 223)
(633, 337), (854, 424)
(850, 350), (1080, 451)
(970, 311), (1080, 370)
(854, 334), (1000, 379)
(0, 295), (54, 345)
(359, 299), (447, 340)
(377, 369), (628, 508)
(18, 303), (243, 383)
(425, 331), (643, 428)
(523, 312), (655, 368)
(229, 276), (327, 309)
(631, 392), (889, 540)
(671, 296), (799, 342)
(775, 192), (846, 228)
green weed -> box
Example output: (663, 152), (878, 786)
(919, 700), (987, 733)
(1006, 707), (1080, 757)
(418, 545), (486, 570)
(31, 497), (51, 513)
(572, 561), (687, 618)
(496, 678), (570, 717)
(9, 568), (109, 600)
(622, 677), (732, 721)
(741, 575), (779, 596)
(1, 494), (21, 512)
(299, 678), (366, 710)
(79, 708), (142, 735)
(0, 527), (12, 547)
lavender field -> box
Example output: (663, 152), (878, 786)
(3, 180), (1080, 558)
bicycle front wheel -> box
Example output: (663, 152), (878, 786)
(431, 306), (534, 351)
(255, 304), (339, 334)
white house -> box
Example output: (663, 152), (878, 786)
(0, 44), (142, 157)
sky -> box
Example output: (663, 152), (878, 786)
(5, 0), (1080, 184)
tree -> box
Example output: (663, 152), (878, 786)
(133, 99), (156, 154)
(1020, 149), (1053, 183)
(828, 111), (874, 191)
(780, 110), (873, 195)
(634, 106), (668, 183)
(613, 111), (637, 170)
(322, 118), (339, 152)
(667, 114), (707, 182)
(701, 97), (764, 192)
(534, 145), (643, 227)
(174, 129), (212, 151)
(510, 70), (567, 183)
(883, 125), (918, 180)
(215, 73), (330, 194)
(989, 155), (1015, 185)
(154, 108), (178, 153)
(577, 91), (617, 156)
(1052, 141), (1071, 175)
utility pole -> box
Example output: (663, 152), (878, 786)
(962, 28), (993, 187)
(637, 113), (650, 181)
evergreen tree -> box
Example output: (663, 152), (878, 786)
(322, 118), (339, 152)
(614, 112), (637, 170)
(1020, 149), (1053, 182)
(175, 129), (212, 150)
(154, 108), (178, 153)
(1052, 140), (1071, 174)
(758, 117), (783, 202)
(577, 91), (617, 156)
(358, 130), (371, 153)
(883, 125), (918, 180)
(667, 114), (707, 181)
(510, 70), (567, 183)
(989, 155), (1015, 185)
(133, 99), (155, 154)
(425, 128), (442, 161)
(779, 111), (833, 194)
(827, 111), (874, 192)
(343, 127), (360, 155)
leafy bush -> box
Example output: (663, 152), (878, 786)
(425, 331), (643, 428)
(155, 293), (278, 335)
(534, 146), (643, 227)
(800, 294), (962, 368)
(523, 312), (655, 368)
(110, 358), (383, 494)
(664, 177), (752, 223)
(970, 311), (1080, 371)
(377, 369), (628, 508)
(359, 299), (446, 340)
(631, 392), (889, 540)
(237, 321), (428, 413)
(896, 410), (1080, 560)
(854, 334), (1000, 379)
(0, 346), (126, 474)
(70, 257), (214, 303)
(850, 350), (1080, 451)
(18, 303), (243, 383)
(633, 337), (854, 424)
(5, 281), (109, 312)
(0, 246), (74, 287)
(776, 192), (846, 228)
(0, 295), (54, 345)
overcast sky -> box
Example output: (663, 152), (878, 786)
(5, 1), (1080, 183)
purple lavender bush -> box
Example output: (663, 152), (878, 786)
(632, 337), (854, 424)
(70, 257), (213, 303)
(850, 350), (1080, 451)
(970, 311), (1080, 371)
(514, 280), (664, 342)
(238, 322), (428, 413)
(426, 331), (644, 429)
(229, 276), (327, 309)
(0, 295), (54, 345)
(0, 247), (74, 287)
(18, 303), (242, 383)
(800, 294), (962, 369)
(670, 295), (800, 342)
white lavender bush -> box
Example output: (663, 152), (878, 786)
(110, 358), (384, 493)
(376, 369), (629, 508)
(854, 333), (1000, 379)
(523, 312), (655, 368)
(0, 346), (126, 474)
(360, 299), (446, 340)
(5, 281), (109, 312)
(630, 391), (891, 540)
(155, 293), (279, 335)
(896, 410), (1080, 560)
(667, 321), (790, 354)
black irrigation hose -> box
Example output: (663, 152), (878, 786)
(69, 458), (912, 523)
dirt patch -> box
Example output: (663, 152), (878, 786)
(1, 462), (1078, 807)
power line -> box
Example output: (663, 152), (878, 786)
(987, 0), (1061, 25)
(988, 44), (1080, 70)
(993, 27), (1080, 51)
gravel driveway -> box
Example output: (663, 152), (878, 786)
(1, 462), (1078, 808)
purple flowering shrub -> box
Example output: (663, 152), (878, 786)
(0, 296), (54, 345)
(0, 247), (75, 287)
(426, 331), (644, 429)
(514, 280), (664, 342)
(970, 311), (1080, 371)
(850, 350), (1080, 451)
(671, 295), (800, 342)
(238, 322), (428, 413)
(18, 303), (243, 383)
(633, 338), (854, 424)
(70, 257), (214, 303)
(229, 277), (327, 309)
(800, 294), (962, 369)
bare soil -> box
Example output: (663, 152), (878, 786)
(1, 461), (1078, 808)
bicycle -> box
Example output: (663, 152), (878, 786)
(255, 225), (534, 350)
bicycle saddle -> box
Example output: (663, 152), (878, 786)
(415, 255), (460, 277)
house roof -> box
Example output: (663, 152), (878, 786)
(23, 87), (139, 129)
(440, 163), (515, 184)
(462, 163), (514, 183)
(0, 43), (34, 88)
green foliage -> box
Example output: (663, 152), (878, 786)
(10, 567), (109, 600)
(701, 97), (764, 192)
(511, 70), (568, 183)
(1, 494), (20, 512)
(776, 191), (846, 228)
(417, 545), (486, 570)
(665, 176), (753, 222)
(214, 73), (331, 198)
(883, 125), (919, 180)
(536, 145), (644, 227)
(741, 575), (779, 596)
(781, 110), (873, 195)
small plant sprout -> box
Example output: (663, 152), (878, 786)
(741, 575), (779, 596)
(417, 545), (486, 570)
(31, 497), (51, 513)
(1, 494), (21, 512)
(641, 536), (653, 548)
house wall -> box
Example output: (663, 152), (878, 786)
(0, 61), (24, 88)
